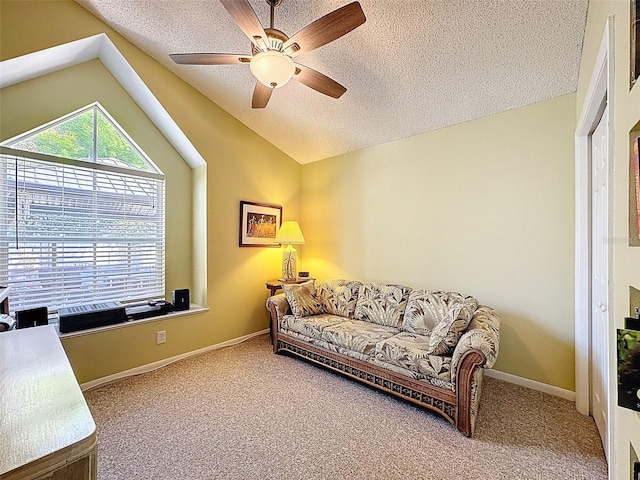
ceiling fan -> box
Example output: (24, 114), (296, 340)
(170, 0), (366, 108)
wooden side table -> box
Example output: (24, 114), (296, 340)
(265, 278), (313, 296)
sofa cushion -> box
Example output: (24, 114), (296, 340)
(354, 283), (412, 328)
(277, 329), (373, 363)
(282, 280), (323, 318)
(317, 279), (362, 318)
(321, 319), (399, 356)
(374, 332), (452, 383)
(280, 313), (348, 341)
(403, 290), (479, 355)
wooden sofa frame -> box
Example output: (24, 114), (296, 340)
(267, 301), (487, 437)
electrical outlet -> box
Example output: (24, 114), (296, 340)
(156, 330), (166, 344)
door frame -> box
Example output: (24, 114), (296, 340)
(574, 16), (614, 470)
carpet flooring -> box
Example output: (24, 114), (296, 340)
(84, 334), (607, 480)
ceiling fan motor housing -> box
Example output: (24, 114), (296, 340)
(251, 28), (289, 55)
(249, 28), (295, 88)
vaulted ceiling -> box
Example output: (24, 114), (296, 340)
(75, 0), (589, 164)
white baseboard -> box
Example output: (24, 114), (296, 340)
(485, 369), (575, 402)
(80, 329), (270, 391)
(81, 331), (577, 404)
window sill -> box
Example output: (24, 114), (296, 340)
(56, 304), (208, 339)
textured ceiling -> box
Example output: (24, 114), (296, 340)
(74, 0), (589, 164)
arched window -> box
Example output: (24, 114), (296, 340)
(0, 102), (165, 313)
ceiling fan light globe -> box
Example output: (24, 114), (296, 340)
(250, 50), (295, 89)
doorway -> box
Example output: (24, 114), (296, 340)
(574, 18), (614, 475)
(590, 104), (609, 456)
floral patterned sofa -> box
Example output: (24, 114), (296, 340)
(266, 279), (500, 437)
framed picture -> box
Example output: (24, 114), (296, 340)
(617, 329), (640, 412)
(239, 201), (282, 247)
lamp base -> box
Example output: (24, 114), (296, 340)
(281, 244), (297, 281)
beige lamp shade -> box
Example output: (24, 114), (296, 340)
(275, 221), (305, 245)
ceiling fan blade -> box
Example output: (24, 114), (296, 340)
(282, 2), (366, 57)
(170, 53), (252, 65)
(252, 81), (273, 108)
(293, 64), (346, 98)
(220, 0), (268, 50)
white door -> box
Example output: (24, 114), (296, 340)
(590, 104), (609, 459)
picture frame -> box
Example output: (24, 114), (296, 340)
(632, 0), (640, 88)
(617, 329), (640, 412)
(239, 201), (282, 247)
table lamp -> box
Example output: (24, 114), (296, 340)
(275, 221), (305, 281)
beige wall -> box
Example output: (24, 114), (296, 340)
(577, 1), (640, 477)
(0, 0), (301, 383)
(301, 94), (577, 391)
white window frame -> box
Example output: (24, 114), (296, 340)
(0, 104), (166, 314)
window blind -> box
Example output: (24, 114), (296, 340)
(0, 149), (165, 314)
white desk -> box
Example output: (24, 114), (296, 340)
(0, 325), (97, 479)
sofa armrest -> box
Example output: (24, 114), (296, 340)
(266, 294), (291, 352)
(266, 293), (290, 323)
(451, 305), (500, 383)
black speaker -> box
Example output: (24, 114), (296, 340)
(172, 289), (190, 311)
(16, 306), (48, 329)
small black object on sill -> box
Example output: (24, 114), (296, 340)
(16, 306), (49, 329)
(126, 300), (174, 320)
(625, 307), (640, 331)
(172, 289), (190, 311)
